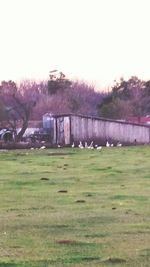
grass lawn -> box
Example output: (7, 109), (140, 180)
(0, 146), (150, 266)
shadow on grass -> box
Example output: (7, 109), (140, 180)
(111, 195), (148, 201)
(0, 261), (55, 267)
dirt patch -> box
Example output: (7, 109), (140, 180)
(81, 256), (100, 261)
(40, 177), (49, 181)
(86, 194), (92, 197)
(103, 257), (126, 264)
(48, 152), (73, 156)
(57, 240), (76, 245)
(58, 190), (68, 193)
(76, 200), (86, 203)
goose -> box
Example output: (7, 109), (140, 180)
(97, 146), (102, 150)
(71, 142), (75, 148)
(85, 142), (88, 148)
(40, 146), (46, 149)
(106, 141), (110, 147)
(88, 141), (94, 149)
(78, 141), (84, 149)
(117, 142), (122, 147)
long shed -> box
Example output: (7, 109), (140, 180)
(43, 113), (150, 145)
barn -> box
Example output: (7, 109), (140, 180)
(43, 113), (150, 145)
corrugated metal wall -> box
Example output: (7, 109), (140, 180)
(54, 114), (150, 144)
(70, 115), (150, 144)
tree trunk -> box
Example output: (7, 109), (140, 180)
(15, 120), (28, 142)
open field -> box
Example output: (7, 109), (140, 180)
(0, 146), (150, 266)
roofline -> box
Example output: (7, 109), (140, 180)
(49, 113), (150, 128)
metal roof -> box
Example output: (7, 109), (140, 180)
(47, 113), (150, 128)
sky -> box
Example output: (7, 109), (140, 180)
(0, 0), (150, 90)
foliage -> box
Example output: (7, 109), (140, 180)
(112, 76), (144, 100)
(98, 76), (150, 119)
(66, 81), (104, 115)
(2, 74), (150, 135)
(48, 71), (72, 94)
(0, 80), (36, 141)
(0, 99), (7, 123)
(32, 80), (105, 118)
(0, 71), (107, 132)
(99, 98), (133, 119)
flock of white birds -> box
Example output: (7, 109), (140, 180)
(33, 141), (122, 150)
(72, 140), (122, 150)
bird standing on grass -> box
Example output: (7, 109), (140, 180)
(88, 141), (94, 149)
(40, 146), (46, 149)
(85, 142), (88, 148)
(106, 141), (110, 147)
(97, 146), (102, 150)
(78, 141), (84, 149)
(117, 142), (122, 147)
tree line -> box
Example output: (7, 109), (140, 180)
(0, 74), (150, 142)
(98, 76), (150, 120)
(0, 74), (105, 141)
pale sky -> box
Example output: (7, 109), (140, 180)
(0, 0), (150, 90)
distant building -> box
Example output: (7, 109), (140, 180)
(42, 113), (150, 145)
(2, 114), (150, 145)
(127, 116), (150, 125)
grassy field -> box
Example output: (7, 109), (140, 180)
(0, 146), (150, 266)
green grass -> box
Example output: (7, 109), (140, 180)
(0, 146), (150, 266)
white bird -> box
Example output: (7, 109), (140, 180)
(72, 142), (75, 148)
(117, 142), (122, 147)
(78, 141), (84, 149)
(57, 144), (61, 148)
(40, 146), (46, 149)
(89, 141), (93, 147)
(85, 142), (88, 148)
(110, 144), (114, 147)
(88, 141), (94, 149)
(106, 141), (110, 147)
(97, 146), (102, 150)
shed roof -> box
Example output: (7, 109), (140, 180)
(51, 113), (150, 128)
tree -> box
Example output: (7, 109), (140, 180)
(0, 80), (36, 142)
(112, 76), (145, 101)
(66, 81), (104, 115)
(99, 98), (133, 119)
(98, 76), (146, 119)
(48, 70), (72, 94)
(0, 99), (7, 125)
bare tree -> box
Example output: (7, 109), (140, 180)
(0, 80), (36, 141)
